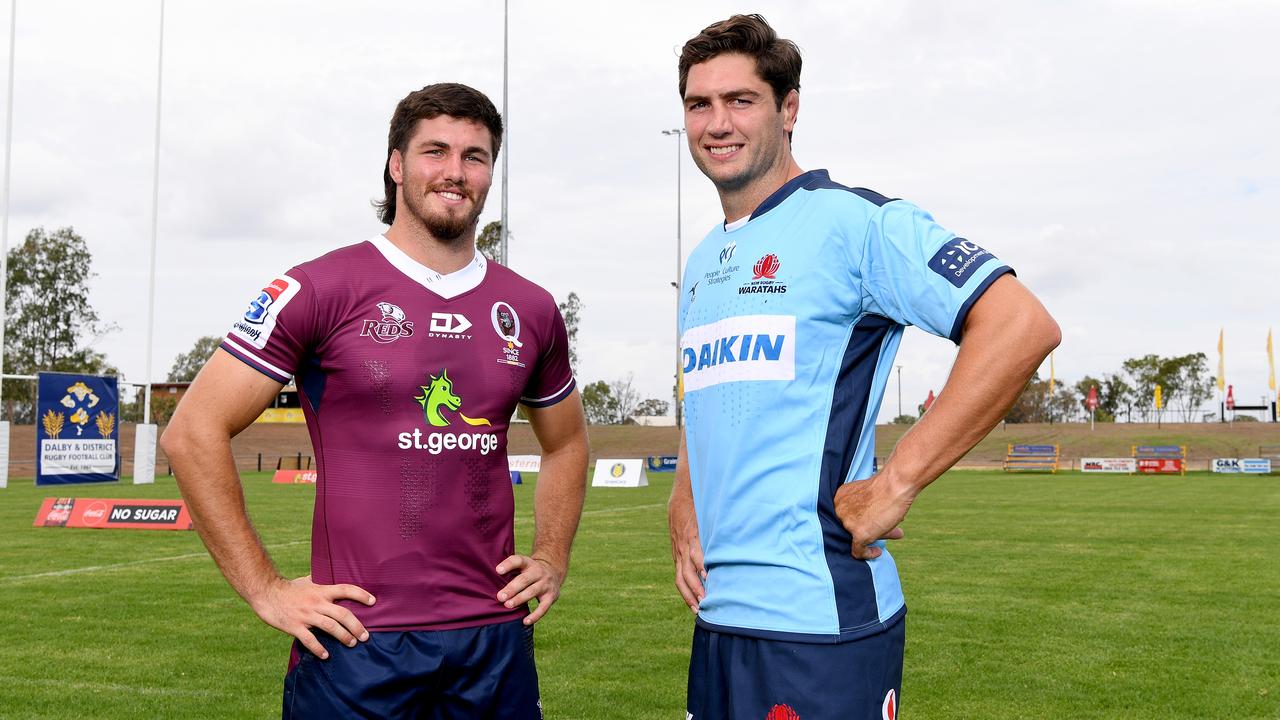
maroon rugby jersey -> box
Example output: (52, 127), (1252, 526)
(222, 235), (575, 631)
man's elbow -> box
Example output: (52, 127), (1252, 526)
(1029, 308), (1062, 359)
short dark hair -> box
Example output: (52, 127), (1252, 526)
(375, 83), (503, 225)
(678, 14), (802, 111)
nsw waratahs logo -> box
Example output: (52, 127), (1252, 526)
(360, 301), (416, 344)
(740, 253), (786, 295)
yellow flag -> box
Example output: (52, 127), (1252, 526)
(1216, 329), (1225, 392)
(1048, 351), (1055, 396)
(1154, 383), (1163, 410)
(1268, 330), (1275, 392)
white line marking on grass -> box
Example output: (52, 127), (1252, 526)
(0, 540), (308, 584)
(581, 503), (665, 517)
(0, 674), (233, 698)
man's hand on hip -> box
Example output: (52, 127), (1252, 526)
(250, 575), (376, 659)
(833, 474), (913, 560)
(496, 555), (564, 625)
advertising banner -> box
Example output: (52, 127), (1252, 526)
(33, 497), (193, 530)
(1137, 458), (1184, 474)
(36, 373), (120, 485)
(1212, 458), (1241, 473)
(1242, 458), (1272, 474)
(646, 456), (678, 472)
(1081, 458), (1136, 473)
(591, 459), (649, 488)
(508, 455), (542, 473)
(272, 470), (317, 484)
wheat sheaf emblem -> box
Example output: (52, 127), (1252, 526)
(95, 411), (115, 438)
(42, 410), (65, 439)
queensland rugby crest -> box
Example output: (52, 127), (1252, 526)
(491, 301), (526, 368)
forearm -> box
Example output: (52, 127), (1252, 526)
(668, 439), (697, 532)
(529, 439), (588, 576)
(164, 422), (282, 609)
(883, 289), (1059, 493)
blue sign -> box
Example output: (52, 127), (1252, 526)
(35, 372), (120, 485)
(1242, 458), (1272, 474)
(646, 456), (678, 472)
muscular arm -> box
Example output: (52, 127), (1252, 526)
(668, 432), (705, 613)
(496, 390), (589, 624)
(835, 274), (1061, 559)
(162, 349), (374, 658)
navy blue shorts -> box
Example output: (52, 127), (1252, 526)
(282, 619), (541, 719)
(687, 617), (904, 720)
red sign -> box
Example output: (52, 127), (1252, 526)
(1086, 385), (1098, 411)
(272, 470), (317, 484)
(923, 389), (936, 412)
(1137, 458), (1183, 474)
(1226, 384), (1235, 411)
(34, 497), (193, 530)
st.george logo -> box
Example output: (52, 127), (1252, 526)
(414, 369), (491, 427)
(360, 302), (415, 344)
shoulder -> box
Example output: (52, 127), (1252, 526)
(292, 238), (379, 280)
(485, 261), (559, 313)
(800, 173), (900, 212)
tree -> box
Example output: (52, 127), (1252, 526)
(477, 221), (507, 264)
(1121, 352), (1213, 422)
(1100, 372), (1134, 423)
(635, 398), (670, 417)
(557, 292), (582, 373)
(167, 335), (223, 382)
(891, 414), (916, 425)
(609, 374), (641, 423)
(3, 227), (117, 421)
(1005, 373), (1074, 423)
(1075, 375), (1114, 422)
(580, 380), (617, 425)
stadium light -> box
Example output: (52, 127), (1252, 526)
(661, 127), (685, 427)
(896, 365), (903, 419)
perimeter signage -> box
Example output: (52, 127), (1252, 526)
(35, 373), (120, 485)
(33, 497), (193, 530)
(272, 470), (317, 484)
(1081, 458), (1136, 473)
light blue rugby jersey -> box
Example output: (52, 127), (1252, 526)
(678, 169), (1013, 643)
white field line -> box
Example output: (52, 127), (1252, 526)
(0, 674), (232, 698)
(0, 540), (308, 584)
(3, 503), (664, 584)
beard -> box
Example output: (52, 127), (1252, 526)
(403, 180), (488, 244)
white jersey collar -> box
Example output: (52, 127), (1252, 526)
(370, 234), (488, 299)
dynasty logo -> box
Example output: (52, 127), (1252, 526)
(360, 302), (416, 344)
(398, 369), (498, 455)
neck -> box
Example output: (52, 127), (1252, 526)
(718, 155), (805, 223)
(384, 215), (477, 275)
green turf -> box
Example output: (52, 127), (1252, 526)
(0, 470), (1277, 718)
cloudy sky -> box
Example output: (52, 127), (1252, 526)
(2, 0), (1276, 421)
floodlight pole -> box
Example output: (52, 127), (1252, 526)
(896, 365), (903, 419)
(662, 128), (685, 428)
(142, 0), (165, 425)
(499, 0), (509, 266)
(0, 0), (17, 414)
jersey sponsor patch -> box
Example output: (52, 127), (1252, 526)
(680, 315), (795, 392)
(230, 274), (301, 350)
(928, 237), (996, 288)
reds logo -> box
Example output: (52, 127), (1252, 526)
(360, 302), (415, 344)
(753, 254), (780, 280)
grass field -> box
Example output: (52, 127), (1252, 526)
(1, 470), (1278, 719)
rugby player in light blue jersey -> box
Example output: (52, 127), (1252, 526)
(668, 15), (1060, 720)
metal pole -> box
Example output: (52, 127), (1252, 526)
(896, 365), (903, 418)
(0, 0), (17, 412)
(142, 0), (165, 425)
(662, 128), (685, 427)
(499, 0), (509, 266)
